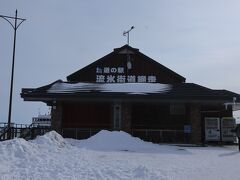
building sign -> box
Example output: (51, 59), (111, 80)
(96, 67), (156, 83)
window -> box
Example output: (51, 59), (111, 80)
(170, 104), (185, 115)
(113, 104), (121, 130)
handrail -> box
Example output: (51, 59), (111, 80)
(60, 128), (186, 143)
(0, 126), (11, 140)
(61, 128), (109, 139)
(18, 123), (35, 138)
(0, 126), (8, 134)
(19, 123), (51, 139)
(0, 121), (52, 141)
(0, 123), (13, 128)
(0, 122), (29, 128)
(131, 129), (184, 132)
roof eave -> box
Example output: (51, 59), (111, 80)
(21, 92), (237, 104)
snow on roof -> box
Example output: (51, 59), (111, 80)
(47, 82), (172, 95)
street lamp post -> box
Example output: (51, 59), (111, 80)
(0, 10), (26, 139)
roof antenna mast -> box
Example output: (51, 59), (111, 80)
(123, 26), (135, 45)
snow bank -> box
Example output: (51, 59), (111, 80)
(0, 130), (240, 180)
(34, 131), (66, 148)
(0, 131), (66, 161)
(0, 138), (38, 159)
(69, 130), (190, 155)
(73, 130), (158, 151)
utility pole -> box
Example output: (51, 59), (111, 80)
(0, 10), (26, 139)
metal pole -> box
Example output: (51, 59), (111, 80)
(238, 137), (240, 151)
(0, 10), (25, 139)
(7, 10), (17, 139)
(123, 26), (134, 46)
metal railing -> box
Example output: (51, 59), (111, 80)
(19, 123), (51, 140)
(0, 122), (28, 129)
(0, 122), (51, 141)
(131, 129), (186, 143)
(1, 122), (186, 143)
(0, 123), (29, 141)
(61, 128), (108, 139)
(0, 126), (11, 140)
(60, 128), (186, 143)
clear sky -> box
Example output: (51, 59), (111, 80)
(1, 0), (240, 124)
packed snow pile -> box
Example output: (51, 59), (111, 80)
(70, 130), (158, 151)
(0, 138), (39, 159)
(0, 130), (240, 180)
(34, 131), (66, 148)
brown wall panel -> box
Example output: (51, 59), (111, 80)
(62, 102), (112, 128)
(131, 104), (186, 130)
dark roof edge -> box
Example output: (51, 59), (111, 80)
(36, 79), (63, 91)
(20, 79), (63, 98)
(113, 44), (139, 52)
(22, 94), (237, 104)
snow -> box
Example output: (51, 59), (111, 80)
(0, 130), (240, 180)
(47, 82), (172, 95)
(71, 130), (158, 151)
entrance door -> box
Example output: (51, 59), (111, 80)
(113, 103), (121, 130)
(205, 117), (220, 141)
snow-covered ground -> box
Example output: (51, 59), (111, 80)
(0, 130), (240, 180)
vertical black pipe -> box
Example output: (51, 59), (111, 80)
(238, 137), (240, 151)
(7, 10), (17, 139)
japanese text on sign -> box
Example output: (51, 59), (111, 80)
(96, 67), (156, 83)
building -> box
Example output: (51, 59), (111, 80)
(21, 45), (240, 143)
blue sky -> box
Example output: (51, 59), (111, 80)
(1, 0), (240, 124)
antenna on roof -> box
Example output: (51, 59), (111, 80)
(123, 26), (135, 45)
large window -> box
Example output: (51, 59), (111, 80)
(113, 103), (121, 130)
(170, 104), (185, 115)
